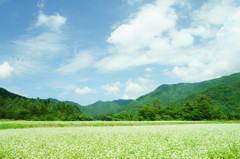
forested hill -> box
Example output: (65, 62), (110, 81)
(81, 99), (133, 119)
(173, 80), (240, 114)
(0, 89), (93, 121)
(0, 88), (26, 99)
(119, 73), (240, 114)
(1, 72), (240, 120)
(47, 98), (84, 109)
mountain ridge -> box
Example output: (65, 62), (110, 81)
(118, 73), (240, 114)
(0, 88), (26, 99)
(82, 99), (134, 119)
(1, 72), (240, 119)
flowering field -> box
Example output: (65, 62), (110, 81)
(0, 124), (240, 158)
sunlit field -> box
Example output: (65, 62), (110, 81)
(0, 124), (240, 158)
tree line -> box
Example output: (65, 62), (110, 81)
(100, 97), (240, 121)
(1, 95), (239, 121)
(0, 96), (94, 121)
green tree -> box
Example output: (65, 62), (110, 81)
(137, 99), (162, 121)
(100, 114), (108, 121)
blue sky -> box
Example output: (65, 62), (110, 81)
(0, 0), (240, 105)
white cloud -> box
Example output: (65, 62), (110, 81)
(191, 0), (235, 26)
(36, 12), (67, 32)
(107, 0), (177, 55)
(0, 62), (14, 81)
(167, 0), (240, 81)
(101, 77), (157, 98)
(102, 82), (121, 95)
(96, 54), (154, 72)
(97, 0), (177, 72)
(124, 77), (156, 96)
(75, 87), (95, 95)
(10, 11), (67, 74)
(170, 30), (194, 47)
(125, 80), (143, 93)
(12, 32), (66, 74)
(96, 0), (240, 82)
(14, 33), (64, 58)
(57, 51), (94, 74)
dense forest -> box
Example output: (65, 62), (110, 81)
(173, 80), (240, 113)
(101, 97), (240, 121)
(0, 89), (94, 121)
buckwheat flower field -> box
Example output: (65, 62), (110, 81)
(0, 124), (240, 158)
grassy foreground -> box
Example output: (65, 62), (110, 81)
(0, 120), (239, 129)
(0, 124), (240, 158)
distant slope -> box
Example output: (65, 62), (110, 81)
(82, 99), (133, 119)
(0, 88), (26, 99)
(173, 80), (240, 114)
(119, 73), (240, 114)
(47, 98), (85, 110)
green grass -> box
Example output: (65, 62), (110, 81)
(0, 120), (239, 129)
(0, 124), (240, 158)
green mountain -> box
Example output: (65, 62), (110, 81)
(173, 80), (240, 114)
(82, 99), (133, 119)
(1, 72), (239, 119)
(0, 88), (26, 99)
(119, 73), (240, 114)
(47, 98), (85, 109)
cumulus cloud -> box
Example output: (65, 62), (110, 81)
(101, 77), (156, 98)
(0, 62), (14, 81)
(167, 0), (240, 81)
(107, 0), (177, 55)
(75, 86), (95, 95)
(96, 0), (240, 82)
(36, 12), (67, 32)
(191, 0), (235, 26)
(125, 80), (143, 93)
(170, 30), (194, 47)
(124, 77), (156, 97)
(102, 82), (121, 95)
(97, 0), (177, 72)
